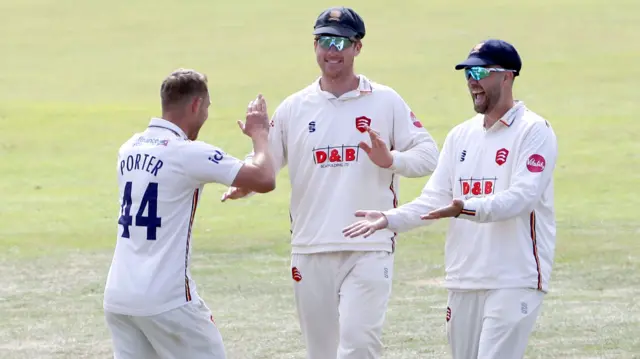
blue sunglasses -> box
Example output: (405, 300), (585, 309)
(316, 36), (355, 51)
(465, 67), (516, 80)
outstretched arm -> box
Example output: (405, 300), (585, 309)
(343, 131), (455, 238)
(183, 94), (276, 193)
(457, 121), (557, 222)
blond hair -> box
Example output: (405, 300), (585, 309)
(160, 68), (208, 110)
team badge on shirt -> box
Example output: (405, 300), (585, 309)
(495, 148), (509, 166)
(355, 116), (371, 133)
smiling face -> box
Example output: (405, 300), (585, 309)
(465, 66), (515, 114)
(314, 35), (361, 79)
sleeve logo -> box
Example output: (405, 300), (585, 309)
(208, 150), (224, 164)
(410, 111), (423, 128)
(526, 154), (546, 172)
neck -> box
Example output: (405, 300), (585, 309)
(161, 111), (192, 139)
(483, 96), (515, 129)
(319, 72), (359, 98)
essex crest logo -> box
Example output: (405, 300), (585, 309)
(291, 267), (302, 282)
(495, 148), (509, 166)
(355, 116), (371, 133)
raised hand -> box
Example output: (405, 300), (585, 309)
(342, 210), (389, 238)
(238, 94), (269, 138)
(359, 126), (393, 169)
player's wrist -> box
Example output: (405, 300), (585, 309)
(387, 151), (401, 171)
(249, 129), (269, 140)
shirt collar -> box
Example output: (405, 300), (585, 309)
(498, 100), (525, 127)
(314, 75), (373, 100)
(483, 100), (525, 131)
(147, 118), (189, 140)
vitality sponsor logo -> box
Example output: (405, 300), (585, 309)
(527, 154), (546, 172)
(312, 145), (360, 168)
(410, 111), (423, 128)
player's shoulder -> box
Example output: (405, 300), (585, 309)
(269, 80), (321, 125)
(279, 80), (318, 106)
(118, 132), (144, 154)
(450, 114), (483, 136)
(365, 76), (405, 101)
(516, 103), (555, 137)
(179, 139), (224, 154)
(520, 105), (552, 128)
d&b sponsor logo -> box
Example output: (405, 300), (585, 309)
(312, 145), (360, 168)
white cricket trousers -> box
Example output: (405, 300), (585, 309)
(291, 250), (394, 359)
(446, 288), (545, 359)
(105, 298), (226, 359)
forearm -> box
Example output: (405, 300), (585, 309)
(389, 142), (439, 178)
(383, 198), (438, 232)
(458, 176), (552, 223)
(248, 131), (275, 176)
(384, 188), (451, 232)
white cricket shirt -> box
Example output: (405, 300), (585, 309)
(384, 101), (558, 292)
(103, 118), (244, 316)
(257, 75), (439, 254)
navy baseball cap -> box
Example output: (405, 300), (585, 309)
(455, 39), (522, 76)
(313, 7), (366, 39)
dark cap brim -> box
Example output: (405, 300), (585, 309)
(454, 56), (495, 70)
(313, 26), (357, 38)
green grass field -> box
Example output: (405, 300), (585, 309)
(1, 0), (639, 358)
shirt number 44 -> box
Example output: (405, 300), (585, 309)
(118, 181), (162, 240)
(460, 177), (496, 196)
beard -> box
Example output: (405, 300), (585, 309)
(472, 87), (501, 114)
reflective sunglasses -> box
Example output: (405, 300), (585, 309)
(465, 66), (516, 81)
(317, 36), (355, 51)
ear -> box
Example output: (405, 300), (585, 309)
(191, 97), (202, 114)
(354, 41), (362, 56)
(313, 39), (318, 50)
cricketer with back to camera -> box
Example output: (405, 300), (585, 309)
(104, 68), (277, 359)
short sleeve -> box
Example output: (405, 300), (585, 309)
(181, 141), (244, 186)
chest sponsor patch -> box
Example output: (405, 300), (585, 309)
(313, 145), (360, 168)
(459, 177), (497, 197)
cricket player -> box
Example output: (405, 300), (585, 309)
(342, 39), (558, 359)
(221, 6), (439, 359)
(103, 68), (276, 359)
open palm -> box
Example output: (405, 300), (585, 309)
(342, 210), (389, 238)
